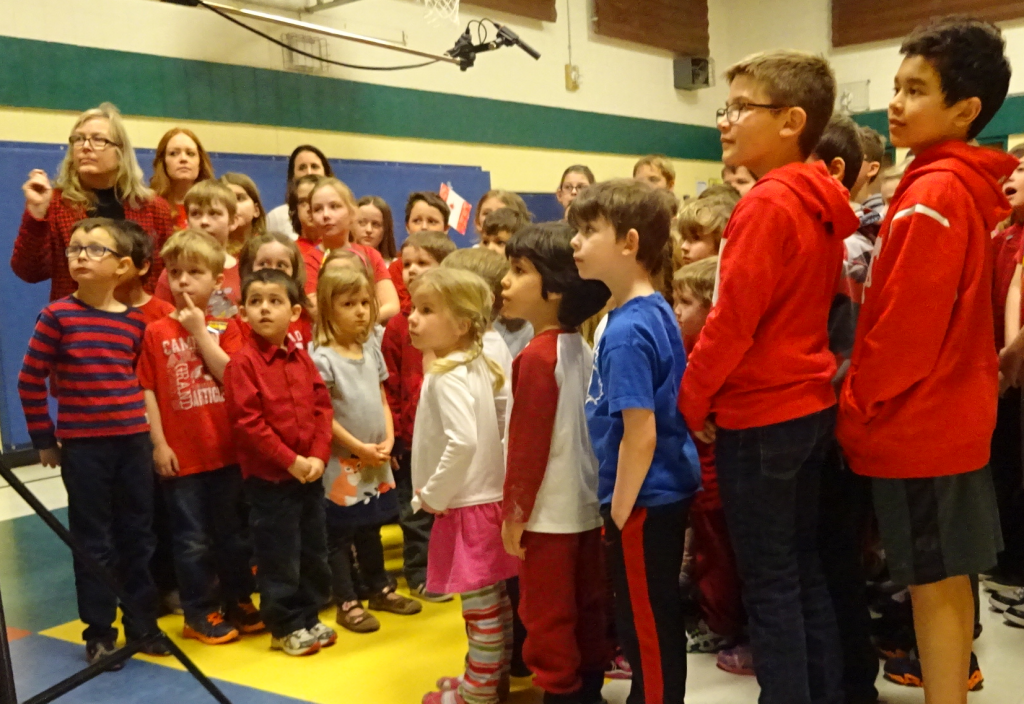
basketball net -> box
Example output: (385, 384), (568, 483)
(421, 0), (460, 25)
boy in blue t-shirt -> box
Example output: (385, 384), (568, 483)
(570, 179), (700, 704)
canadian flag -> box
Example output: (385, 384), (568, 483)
(439, 182), (472, 235)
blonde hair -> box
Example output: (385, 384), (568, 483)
(56, 102), (154, 209)
(633, 154), (676, 187)
(309, 176), (358, 221)
(677, 198), (734, 244)
(322, 248), (372, 277)
(441, 248), (509, 321)
(883, 155), (913, 181)
(410, 268), (505, 394)
(160, 229), (226, 276)
(184, 180), (238, 220)
(315, 266), (377, 346)
(221, 172), (267, 254)
(673, 257), (718, 308)
(726, 51), (836, 157)
(238, 232), (308, 307)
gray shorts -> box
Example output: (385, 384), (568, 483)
(872, 466), (1003, 586)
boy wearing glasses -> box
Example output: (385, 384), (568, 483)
(18, 217), (167, 668)
(679, 52), (859, 703)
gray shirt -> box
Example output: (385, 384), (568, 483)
(312, 342), (395, 508)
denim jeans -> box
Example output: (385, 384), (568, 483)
(244, 477), (331, 638)
(716, 407), (843, 704)
(163, 466), (255, 623)
(60, 433), (159, 643)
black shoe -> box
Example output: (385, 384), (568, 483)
(580, 671), (606, 704)
(510, 659), (533, 678)
(85, 637), (124, 671)
(982, 569), (1024, 592)
(129, 635), (173, 657)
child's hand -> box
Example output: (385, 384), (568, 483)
(695, 418), (717, 444)
(378, 437), (394, 459)
(415, 491), (446, 516)
(177, 293), (207, 337)
(153, 442), (180, 477)
(307, 457), (325, 483)
(288, 455), (313, 483)
(501, 520), (526, 560)
(38, 445), (60, 468)
(23, 170), (52, 220)
(354, 442), (386, 466)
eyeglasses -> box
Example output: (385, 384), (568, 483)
(65, 244), (120, 261)
(69, 135), (120, 151)
(716, 102), (788, 124)
(560, 183), (589, 194)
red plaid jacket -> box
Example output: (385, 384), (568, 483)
(11, 190), (175, 301)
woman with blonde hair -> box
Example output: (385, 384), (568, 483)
(13, 102), (175, 300)
(150, 127), (215, 229)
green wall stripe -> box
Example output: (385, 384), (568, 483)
(0, 35), (723, 161)
(851, 94), (1024, 144)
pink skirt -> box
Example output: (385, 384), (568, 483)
(426, 501), (519, 594)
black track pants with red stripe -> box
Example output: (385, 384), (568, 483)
(603, 499), (691, 704)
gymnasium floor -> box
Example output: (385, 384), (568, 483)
(3, 465), (1024, 703)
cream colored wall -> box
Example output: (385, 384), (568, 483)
(0, 107), (724, 200)
(0, 0), (727, 128)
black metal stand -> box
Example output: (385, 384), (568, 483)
(0, 459), (233, 704)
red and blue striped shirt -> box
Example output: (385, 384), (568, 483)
(18, 296), (149, 449)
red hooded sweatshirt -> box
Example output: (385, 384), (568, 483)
(680, 161), (857, 431)
(837, 141), (1018, 479)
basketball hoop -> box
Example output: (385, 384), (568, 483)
(422, 0), (460, 25)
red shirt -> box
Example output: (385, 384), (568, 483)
(297, 238), (323, 296)
(12, 190), (175, 301)
(838, 141), (1018, 479)
(223, 333), (333, 481)
(382, 312), (423, 447)
(992, 223), (1023, 349)
(138, 296), (175, 326)
(390, 258), (412, 314)
(221, 310), (314, 354)
(680, 161), (856, 432)
(137, 316), (236, 476)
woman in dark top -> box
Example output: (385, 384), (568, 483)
(13, 102), (174, 301)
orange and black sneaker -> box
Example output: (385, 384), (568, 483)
(883, 650), (983, 692)
(226, 600), (265, 634)
(183, 611), (240, 645)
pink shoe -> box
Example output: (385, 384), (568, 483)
(436, 675), (510, 702)
(716, 644), (755, 676)
(422, 690), (468, 704)
(606, 653), (633, 680)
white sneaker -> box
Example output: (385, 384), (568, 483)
(270, 628), (321, 656)
(308, 621), (337, 648)
(413, 583), (455, 603)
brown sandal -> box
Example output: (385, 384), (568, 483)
(368, 587), (423, 615)
(336, 601), (380, 633)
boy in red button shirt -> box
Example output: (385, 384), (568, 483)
(138, 230), (259, 646)
(223, 268), (336, 657)
(838, 18), (1015, 702)
(679, 51), (858, 704)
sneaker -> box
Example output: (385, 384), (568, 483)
(270, 628), (321, 656)
(982, 569), (1024, 593)
(686, 619), (732, 653)
(158, 590), (184, 617)
(413, 583), (455, 603)
(1005, 603), (1024, 627)
(436, 674), (511, 702)
(988, 587), (1024, 613)
(422, 690), (467, 704)
(308, 621), (337, 648)
(85, 637), (124, 671)
(182, 612), (240, 645)
(716, 644), (755, 676)
(226, 600), (265, 634)
(132, 636), (173, 657)
(883, 650), (983, 692)
(605, 653), (632, 680)
(873, 628), (915, 660)
(369, 587), (423, 615)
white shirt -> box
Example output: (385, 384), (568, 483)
(483, 330), (514, 442)
(266, 204), (298, 241)
(411, 351), (506, 512)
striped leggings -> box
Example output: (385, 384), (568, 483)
(459, 581), (513, 704)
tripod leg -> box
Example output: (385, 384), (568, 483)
(0, 579), (17, 704)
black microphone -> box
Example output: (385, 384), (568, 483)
(495, 24), (541, 60)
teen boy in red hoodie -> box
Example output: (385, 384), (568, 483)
(838, 17), (1015, 704)
(680, 51), (858, 704)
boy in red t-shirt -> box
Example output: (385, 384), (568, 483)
(382, 230), (455, 599)
(138, 230), (261, 646)
(839, 18), (1016, 700)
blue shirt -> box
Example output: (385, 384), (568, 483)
(586, 293), (700, 507)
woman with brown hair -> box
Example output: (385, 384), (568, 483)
(150, 127), (215, 229)
(13, 102), (175, 300)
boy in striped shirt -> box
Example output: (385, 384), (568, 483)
(18, 217), (166, 668)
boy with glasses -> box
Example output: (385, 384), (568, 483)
(18, 217), (167, 668)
